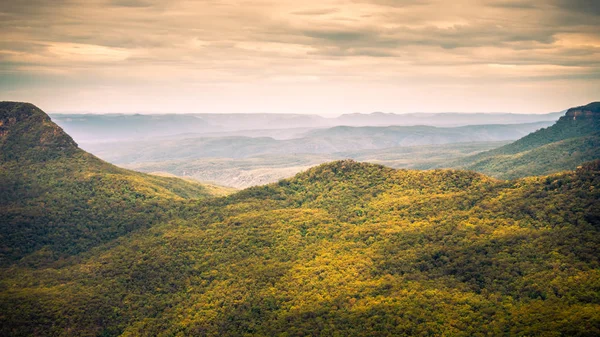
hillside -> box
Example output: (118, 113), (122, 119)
(1, 159), (599, 336)
(0, 102), (231, 267)
(447, 102), (600, 178)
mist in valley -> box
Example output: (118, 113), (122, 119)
(51, 111), (560, 188)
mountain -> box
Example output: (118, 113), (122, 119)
(1, 102), (79, 162)
(49, 111), (562, 144)
(2, 102), (599, 336)
(1, 159), (599, 336)
(336, 111), (563, 127)
(75, 121), (549, 188)
(446, 102), (600, 179)
(0, 102), (230, 266)
(50, 113), (220, 143)
(81, 122), (551, 164)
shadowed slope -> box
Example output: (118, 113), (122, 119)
(447, 102), (600, 178)
(0, 102), (231, 266)
(2, 160), (599, 336)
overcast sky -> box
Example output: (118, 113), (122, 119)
(1, 0), (599, 114)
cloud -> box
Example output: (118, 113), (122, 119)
(109, 0), (156, 7)
(0, 0), (598, 113)
(488, 1), (538, 9)
(554, 0), (600, 15)
(292, 8), (340, 16)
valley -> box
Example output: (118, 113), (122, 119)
(1, 101), (599, 336)
(3, 0), (599, 335)
(54, 114), (555, 188)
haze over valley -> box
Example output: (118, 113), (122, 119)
(51, 112), (559, 188)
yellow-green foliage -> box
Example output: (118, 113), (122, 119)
(0, 102), (231, 266)
(0, 150), (229, 266)
(2, 160), (599, 336)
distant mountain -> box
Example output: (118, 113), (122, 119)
(446, 102), (600, 178)
(0, 102), (230, 266)
(50, 113), (220, 143)
(50, 110), (562, 144)
(194, 113), (331, 131)
(301, 122), (553, 149)
(124, 142), (509, 189)
(49, 113), (331, 143)
(82, 122), (553, 165)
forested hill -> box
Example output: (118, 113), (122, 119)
(2, 159), (599, 336)
(446, 101), (600, 179)
(1, 102), (600, 335)
(0, 102), (230, 267)
(0, 101), (79, 162)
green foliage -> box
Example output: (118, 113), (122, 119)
(2, 159), (599, 336)
(2, 102), (600, 336)
(457, 136), (600, 179)
(0, 102), (78, 162)
(0, 102), (230, 266)
(449, 102), (600, 179)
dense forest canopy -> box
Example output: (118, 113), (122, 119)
(1, 102), (599, 336)
(0, 102), (230, 266)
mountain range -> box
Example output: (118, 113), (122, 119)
(0, 102), (231, 266)
(0, 101), (599, 336)
(50, 111), (562, 143)
(65, 121), (550, 188)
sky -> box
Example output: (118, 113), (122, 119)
(0, 0), (599, 115)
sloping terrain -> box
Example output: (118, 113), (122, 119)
(447, 102), (600, 179)
(1, 102), (599, 336)
(0, 102), (230, 266)
(1, 159), (599, 336)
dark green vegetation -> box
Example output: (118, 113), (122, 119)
(448, 102), (600, 179)
(0, 102), (230, 266)
(2, 159), (600, 336)
(1, 102), (599, 336)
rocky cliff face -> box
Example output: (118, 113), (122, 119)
(565, 102), (600, 120)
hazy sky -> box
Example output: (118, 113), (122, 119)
(1, 0), (599, 114)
